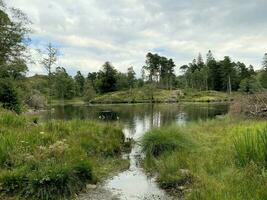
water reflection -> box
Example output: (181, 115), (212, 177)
(44, 103), (229, 200)
(48, 103), (229, 127)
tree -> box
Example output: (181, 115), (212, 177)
(144, 53), (161, 82)
(87, 72), (98, 92)
(0, 80), (21, 113)
(206, 52), (222, 91)
(260, 53), (267, 88)
(98, 62), (117, 93)
(83, 82), (96, 102)
(115, 72), (129, 91)
(0, 3), (30, 66)
(220, 56), (236, 94)
(197, 53), (205, 69)
(0, 2), (29, 80)
(127, 67), (136, 90)
(0, 2), (30, 113)
(41, 43), (57, 76)
(239, 76), (262, 94)
(53, 67), (75, 99)
(41, 43), (58, 117)
(206, 50), (214, 64)
(74, 71), (85, 96)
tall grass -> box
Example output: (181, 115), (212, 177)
(141, 116), (267, 200)
(142, 125), (193, 157)
(141, 125), (194, 192)
(0, 109), (128, 200)
(234, 126), (267, 167)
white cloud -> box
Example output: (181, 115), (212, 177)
(6, 0), (267, 77)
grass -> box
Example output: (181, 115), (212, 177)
(0, 109), (129, 200)
(141, 116), (267, 200)
(181, 89), (234, 102)
(90, 88), (235, 104)
(142, 125), (193, 157)
(90, 88), (180, 104)
(234, 126), (267, 167)
(51, 97), (85, 106)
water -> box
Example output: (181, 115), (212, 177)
(42, 103), (229, 200)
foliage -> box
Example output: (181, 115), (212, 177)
(52, 67), (75, 99)
(74, 71), (85, 96)
(0, 3), (30, 68)
(97, 62), (117, 93)
(143, 53), (176, 89)
(181, 51), (256, 93)
(0, 80), (22, 113)
(239, 76), (262, 94)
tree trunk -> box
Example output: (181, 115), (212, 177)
(228, 75), (232, 94)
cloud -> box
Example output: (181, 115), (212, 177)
(6, 0), (267, 76)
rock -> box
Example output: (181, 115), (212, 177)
(177, 186), (186, 191)
(179, 169), (190, 175)
(86, 184), (97, 190)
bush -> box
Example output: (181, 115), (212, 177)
(142, 125), (192, 157)
(239, 76), (262, 94)
(0, 161), (93, 200)
(0, 168), (28, 195)
(26, 161), (92, 200)
(0, 80), (22, 114)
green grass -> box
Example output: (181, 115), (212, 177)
(91, 88), (180, 104)
(51, 97), (85, 106)
(90, 88), (235, 104)
(142, 125), (193, 157)
(141, 116), (267, 200)
(234, 126), (267, 167)
(0, 109), (129, 200)
(181, 90), (234, 102)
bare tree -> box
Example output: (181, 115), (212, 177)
(41, 43), (58, 118)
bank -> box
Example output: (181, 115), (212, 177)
(0, 109), (129, 200)
(89, 89), (234, 104)
(141, 116), (267, 199)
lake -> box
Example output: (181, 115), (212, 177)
(42, 103), (229, 200)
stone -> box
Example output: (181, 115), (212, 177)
(86, 184), (97, 190)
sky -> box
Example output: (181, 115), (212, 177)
(7, 0), (267, 77)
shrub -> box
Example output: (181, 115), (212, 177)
(0, 161), (93, 200)
(239, 76), (262, 94)
(142, 125), (192, 157)
(0, 168), (28, 195)
(0, 80), (22, 114)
